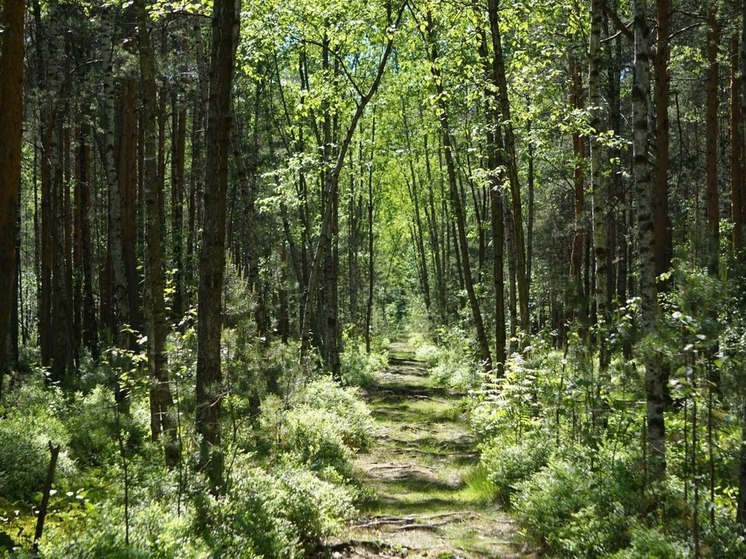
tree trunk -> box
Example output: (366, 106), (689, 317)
(478, 26), (506, 376)
(737, 4), (746, 528)
(171, 101), (187, 320)
(653, 0), (672, 283)
(78, 124), (98, 359)
(633, 0), (666, 486)
(0, 0), (25, 395)
(196, 0), (242, 492)
(731, 36), (743, 254)
(705, 5), (719, 276)
(589, 0), (609, 369)
(424, 10), (492, 372)
(135, 0), (178, 467)
(488, 0), (529, 334)
(570, 58), (586, 329)
(100, 8), (131, 352)
(120, 78), (141, 337)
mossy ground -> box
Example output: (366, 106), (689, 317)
(329, 342), (536, 558)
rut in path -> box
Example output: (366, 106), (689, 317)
(333, 342), (535, 559)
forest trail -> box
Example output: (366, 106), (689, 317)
(332, 342), (534, 559)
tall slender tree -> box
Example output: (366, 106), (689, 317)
(135, 0), (178, 466)
(633, 0), (666, 487)
(0, 0), (26, 397)
(196, 0), (242, 491)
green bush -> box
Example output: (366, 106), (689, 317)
(514, 458), (593, 554)
(275, 466), (354, 553)
(340, 339), (387, 387)
(205, 458), (356, 558)
(296, 378), (373, 449)
(41, 500), (207, 559)
(0, 420), (50, 503)
(414, 341), (440, 367)
(609, 525), (689, 559)
(284, 407), (351, 477)
(430, 351), (479, 389)
(0, 402), (75, 504)
(208, 465), (300, 559)
(65, 386), (120, 466)
(479, 435), (549, 507)
(513, 453), (636, 558)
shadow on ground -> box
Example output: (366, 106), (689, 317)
(328, 343), (537, 559)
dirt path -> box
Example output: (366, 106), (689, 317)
(332, 342), (534, 559)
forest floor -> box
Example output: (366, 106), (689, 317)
(329, 342), (536, 559)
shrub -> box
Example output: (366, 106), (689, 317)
(205, 458), (356, 558)
(414, 342), (440, 367)
(209, 465), (300, 559)
(609, 525), (689, 559)
(283, 408), (351, 477)
(40, 500), (207, 559)
(65, 386), (120, 466)
(479, 435), (549, 507)
(296, 378), (373, 449)
(0, 420), (50, 503)
(0, 408), (75, 504)
(275, 466), (354, 553)
(340, 339), (387, 387)
(514, 458), (593, 554)
(512, 446), (648, 558)
(430, 350), (479, 389)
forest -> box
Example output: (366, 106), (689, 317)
(1, 0), (746, 556)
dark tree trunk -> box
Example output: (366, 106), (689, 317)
(135, 0), (178, 467)
(172, 102), (187, 319)
(705, 5), (720, 276)
(653, 0), (672, 282)
(0, 0), (25, 395)
(732, 36), (743, 254)
(488, 0), (529, 334)
(196, 0), (242, 492)
(633, 0), (666, 487)
(424, 10), (492, 372)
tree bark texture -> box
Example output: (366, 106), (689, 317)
(633, 0), (666, 486)
(196, 0), (241, 491)
(0, 0), (26, 395)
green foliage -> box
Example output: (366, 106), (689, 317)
(257, 376), (374, 476)
(339, 337), (388, 387)
(202, 457), (354, 558)
(414, 329), (479, 389)
(283, 407), (352, 477)
(202, 464), (300, 559)
(513, 454), (634, 558)
(295, 377), (373, 449)
(479, 434), (548, 507)
(0, 384), (77, 505)
(65, 386), (120, 466)
(608, 525), (689, 559)
(40, 500), (206, 559)
(274, 466), (355, 553)
(0, 420), (54, 503)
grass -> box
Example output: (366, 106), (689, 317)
(337, 344), (527, 558)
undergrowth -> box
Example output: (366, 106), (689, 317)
(0, 322), (381, 558)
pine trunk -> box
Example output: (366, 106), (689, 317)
(0, 0), (25, 394)
(135, 0), (178, 467)
(196, 0), (242, 491)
